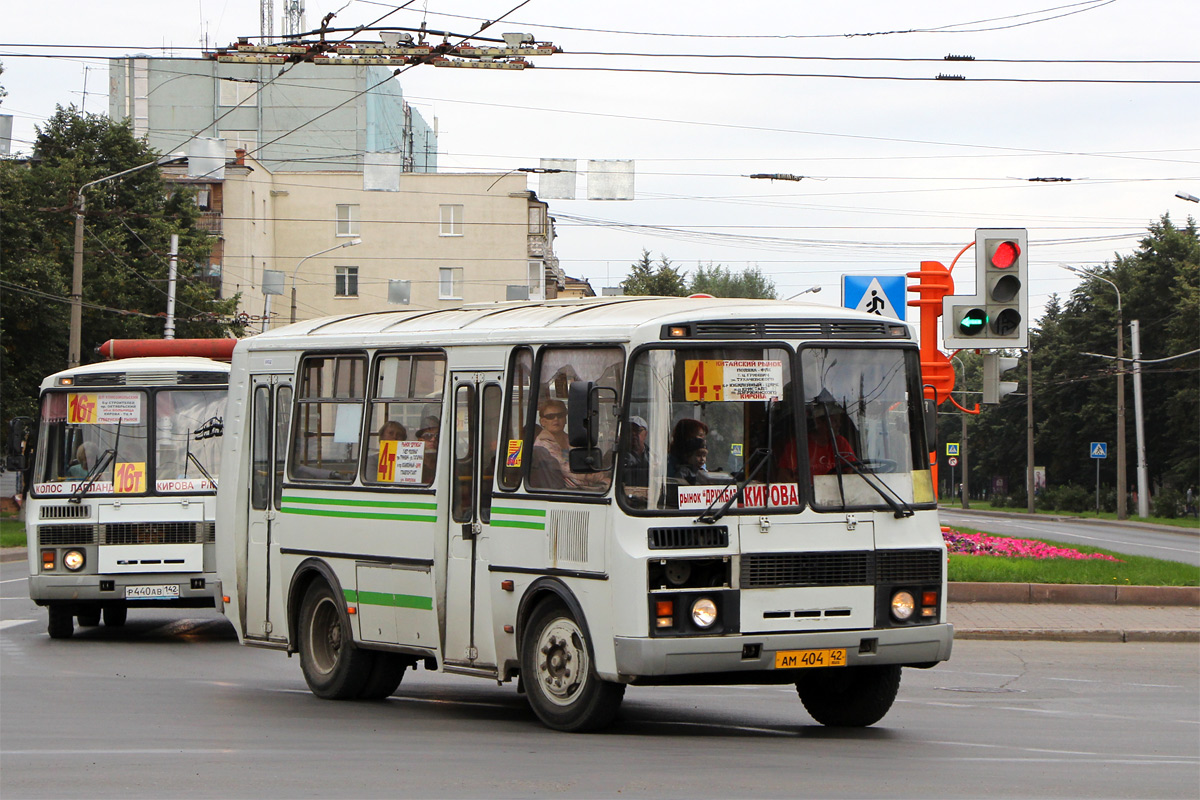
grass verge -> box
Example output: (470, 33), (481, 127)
(1, 516), (26, 548)
(946, 527), (1199, 586)
(939, 500), (1200, 529)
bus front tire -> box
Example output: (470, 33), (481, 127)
(103, 604), (127, 626)
(47, 605), (74, 639)
(298, 581), (373, 699)
(520, 599), (624, 732)
(795, 664), (902, 727)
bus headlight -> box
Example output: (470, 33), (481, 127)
(63, 550), (86, 572)
(691, 597), (718, 628)
(890, 590), (916, 621)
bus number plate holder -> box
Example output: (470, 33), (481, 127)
(126, 584), (180, 600)
(774, 648), (847, 669)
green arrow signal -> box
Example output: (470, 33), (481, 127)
(958, 308), (987, 335)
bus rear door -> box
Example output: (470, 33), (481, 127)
(245, 374), (292, 642)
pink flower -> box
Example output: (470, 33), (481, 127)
(942, 529), (1121, 561)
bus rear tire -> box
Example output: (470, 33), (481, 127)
(358, 653), (409, 700)
(48, 605), (74, 639)
(795, 664), (902, 727)
(298, 580), (372, 700)
(520, 599), (624, 732)
(103, 604), (128, 627)
(77, 606), (102, 627)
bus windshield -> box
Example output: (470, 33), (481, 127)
(154, 389), (226, 490)
(799, 346), (933, 512)
(33, 390), (150, 493)
(621, 346), (798, 512)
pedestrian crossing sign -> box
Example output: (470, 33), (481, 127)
(842, 275), (906, 321)
(1090, 442), (1107, 459)
(946, 443), (959, 456)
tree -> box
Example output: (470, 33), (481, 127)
(689, 263), (777, 299)
(621, 249), (688, 296)
(0, 106), (242, 425)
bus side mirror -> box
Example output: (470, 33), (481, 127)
(921, 392), (937, 454)
(6, 416), (33, 471)
(567, 380), (597, 449)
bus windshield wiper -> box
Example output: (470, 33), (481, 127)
(696, 447), (770, 525)
(833, 451), (914, 518)
(68, 447), (116, 504)
(184, 418), (222, 486)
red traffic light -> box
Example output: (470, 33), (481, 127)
(990, 240), (1021, 269)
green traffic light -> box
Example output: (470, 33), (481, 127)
(958, 308), (987, 335)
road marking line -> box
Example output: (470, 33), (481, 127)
(0, 619), (37, 630)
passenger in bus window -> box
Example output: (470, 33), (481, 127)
(671, 436), (716, 485)
(530, 399), (607, 491)
(623, 416), (650, 486)
(416, 423), (439, 483)
(666, 418), (708, 480)
(66, 442), (98, 478)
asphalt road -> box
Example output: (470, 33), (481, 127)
(938, 508), (1200, 567)
(2, 560), (1198, 800)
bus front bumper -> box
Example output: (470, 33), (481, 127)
(28, 573), (221, 609)
(612, 623), (953, 680)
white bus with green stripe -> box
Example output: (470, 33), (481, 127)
(215, 296), (952, 732)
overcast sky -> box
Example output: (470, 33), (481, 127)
(3, 0), (1198, 323)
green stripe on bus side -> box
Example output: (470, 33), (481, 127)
(281, 506), (437, 523)
(490, 506), (547, 517)
(344, 589), (433, 611)
(283, 495), (437, 511)
(490, 519), (547, 530)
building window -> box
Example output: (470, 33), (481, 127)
(218, 79), (259, 107)
(335, 266), (359, 297)
(528, 261), (544, 300)
(528, 205), (545, 235)
(220, 130), (257, 158)
(440, 204), (463, 236)
(336, 204), (359, 236)
(439, 267), (463, 300)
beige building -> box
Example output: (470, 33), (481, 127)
(165, 153), (563, 329)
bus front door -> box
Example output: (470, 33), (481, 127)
(443, 372), (503, 672)
(245, 375), (292, 643)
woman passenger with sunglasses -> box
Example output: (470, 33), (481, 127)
(530, 398), (608, 490)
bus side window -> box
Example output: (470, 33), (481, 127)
(479, 384), (502, 521)
(499, 348), (533, 490)
(290, 355), (365, 482)
(362, 352), (446, 487)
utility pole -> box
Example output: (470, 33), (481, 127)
(1130, 320), (1150, 517)
(960, 408), (970, 509)
(1026, 349), (1035, 513)
(164, 233), (178, 339)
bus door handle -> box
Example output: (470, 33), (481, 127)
(462, 521), (481, 540)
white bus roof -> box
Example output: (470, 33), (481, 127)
(236, 296), (913, 351)
(40, 357), (231, 390)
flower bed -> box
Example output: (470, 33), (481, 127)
(942, 528), (1122, 562)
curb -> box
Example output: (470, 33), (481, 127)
(0, 548), (25, 564)
(955, 629), (1199, 643)
(949, 581), (1199, 606)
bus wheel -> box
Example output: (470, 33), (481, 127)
(358, 653), (409, 700)
(795, 664), (902, 727)
(103, 604), (128, 627)
(298, 580), (372, 699)
(77, 606), (102, 627)
(521, 599), (624, 732)
(47, 605), (74, 639)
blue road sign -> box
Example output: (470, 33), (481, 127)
(1090, 442), (1108, 459)
(842, 275), (906, 321)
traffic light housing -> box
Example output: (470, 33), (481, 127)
(943, 228), (1029, 350)
(982, 353), (1021, 403)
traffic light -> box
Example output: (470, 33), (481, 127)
(982, 353), (1021, 403)
(942, 228), (1029, 350)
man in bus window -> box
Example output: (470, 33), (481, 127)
(623, 416), (650, 486)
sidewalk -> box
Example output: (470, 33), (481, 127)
(3, 543), (1196, 642)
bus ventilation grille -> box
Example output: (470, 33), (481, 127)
(72, 373), (127, 386)
(40, 504), (92, 520)
(875, 549), (943, 583)
(648, 526), (729, 550)
(178, 372), (229, 385)
(104, 522), (206, 545)
(741, 551), (872, 588)
(688, 320), (893, 340)
(38, 524), (99, 546)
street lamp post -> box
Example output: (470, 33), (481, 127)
(69, 153), (184, 367)
(1063, 265), (1126, 519)
(290, 239), (362, 324)
(785, 286), (822, 300)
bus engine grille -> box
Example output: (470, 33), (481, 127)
(38, 524), (99, 546)
(740, 549), (943, 589)
(648, 526), (729, 550)
(104, 522), (209, 545)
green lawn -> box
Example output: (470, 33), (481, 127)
(946, 527), (1199, 586)
(1, 516), (26, 548)
(940, 500), (1200, 530)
